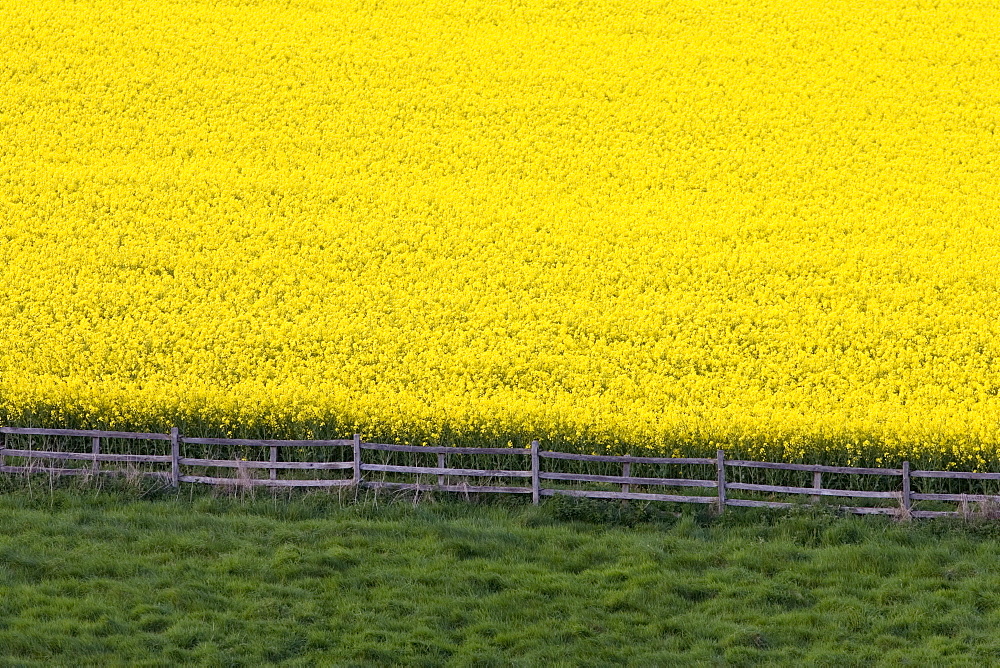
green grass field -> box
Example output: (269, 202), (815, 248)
(2, 480), (1000, 666)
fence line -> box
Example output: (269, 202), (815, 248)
(2, 426), (998, 518)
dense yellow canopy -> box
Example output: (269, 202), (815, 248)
(2, 0), (999, 465)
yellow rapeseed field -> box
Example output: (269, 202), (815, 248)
(2, 0), (999, 466)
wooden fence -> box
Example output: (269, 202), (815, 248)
(2, 426), (998, 519)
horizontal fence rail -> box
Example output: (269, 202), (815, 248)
(3, 426), (1000, 518)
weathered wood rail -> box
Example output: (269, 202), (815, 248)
(1, 426), (997, 518)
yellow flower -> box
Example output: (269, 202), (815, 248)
(1, 0), (998, 467)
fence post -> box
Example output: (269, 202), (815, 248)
(902, 461), (912, 515)
(622, 461), (631, 494)
(811, 471), (822, 504)
(352, 433), (362, 487)
(92, 436), (101, 474)
(716, 449), (726, 512)
(531, 440), (540, 505)
(437, 453), (446, 488)
(0, 429), (5, 472)
(170, 427), (180, 488)
(269, 445), (278, 481)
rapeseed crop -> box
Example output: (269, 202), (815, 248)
(2, 0), (999, 467)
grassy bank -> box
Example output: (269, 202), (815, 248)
(2, 481), (1000, 665)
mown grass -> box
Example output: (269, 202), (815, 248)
(2, 479), (1000, 666)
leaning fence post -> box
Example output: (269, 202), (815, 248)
(92, 436), (101, 474)
(352, 433), (362, 487)
(716, 449), (726, 512)
(902, 461), (912, 514)
(531, 440), (540, 505)
(170, 427), (180, 488)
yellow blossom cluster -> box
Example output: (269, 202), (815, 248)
(2, 0), (1000, 466)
